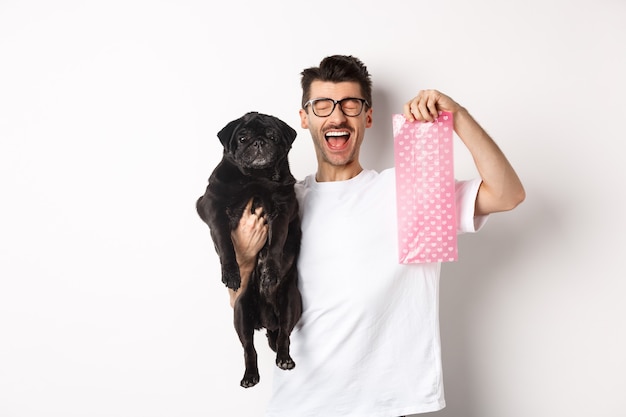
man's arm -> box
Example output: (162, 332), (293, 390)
(229, 199), (268, 307)
(404, 90), (525, 215)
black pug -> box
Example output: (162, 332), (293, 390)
(196, 111), (302, 388)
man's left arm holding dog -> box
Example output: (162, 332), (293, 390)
(229, 198), (268, 307)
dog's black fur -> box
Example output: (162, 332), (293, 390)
(196, 111), (302, 388)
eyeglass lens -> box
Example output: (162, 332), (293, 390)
(312, 98), (365, 117)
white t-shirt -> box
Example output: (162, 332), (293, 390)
(265, 168), (486, 417)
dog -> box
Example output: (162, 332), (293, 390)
(196, 111), (302, 388)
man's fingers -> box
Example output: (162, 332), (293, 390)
(403, 101), (415, 122)
(244, 197), (254, 213)
(404, 89), (451, 122)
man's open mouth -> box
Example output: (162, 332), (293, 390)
(325, 131), (350, 150)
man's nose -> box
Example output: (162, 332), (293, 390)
(327, 103), (347, 122)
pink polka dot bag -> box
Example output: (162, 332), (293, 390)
(393, 112), (458, 264)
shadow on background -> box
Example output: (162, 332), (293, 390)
(360, 84), (564, 417)
(361, 84), (397, 172)
(423, 188), (560, 417)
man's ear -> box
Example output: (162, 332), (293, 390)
(365, 107), (373, 128)
(299, 108), (309, 129)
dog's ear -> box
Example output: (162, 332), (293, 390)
(277, 119), (297, 146)
(217, 115), (245, 149)
(217, 112), (260, 149)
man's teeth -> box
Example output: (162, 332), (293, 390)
(325, 131), (349, 138)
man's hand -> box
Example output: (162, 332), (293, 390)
(403, 89), (525, 215)
(229, 198), (268, 306)
(403, 89), (462, 122)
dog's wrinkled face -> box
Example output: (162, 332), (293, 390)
(218, 112), (297, 170)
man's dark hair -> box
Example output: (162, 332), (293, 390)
(300, 55), (373, 109)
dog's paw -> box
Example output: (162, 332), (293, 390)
(276, 354), (296, 371)
(240, 372), (260, 388)
(222, 265), (241, 290)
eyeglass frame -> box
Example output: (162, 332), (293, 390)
(303, 97), (370, 117)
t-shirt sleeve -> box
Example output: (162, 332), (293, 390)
(455, 178), (489, 233)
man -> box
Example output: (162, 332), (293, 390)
(230, 55), (525, 416)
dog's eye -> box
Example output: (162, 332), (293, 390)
(266, 129), (278, 141)
(238, 135), (247, 143)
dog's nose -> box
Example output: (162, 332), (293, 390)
(253, 139), (266, 148)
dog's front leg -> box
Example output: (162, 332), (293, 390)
(211, 222), (241, 290)
(197, 197), (241, 289)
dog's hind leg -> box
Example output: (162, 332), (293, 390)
(274, 279), (302, 371)
(234, 294), (260, 388)
(239, 339), (260, 388)
(274, 329), (295, 370)
(266, 330), (278, 352)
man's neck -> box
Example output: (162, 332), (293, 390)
(315, 163), (363, 182)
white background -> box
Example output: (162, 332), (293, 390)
(1, 0), (625, 416)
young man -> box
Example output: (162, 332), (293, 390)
(230, 55), (525, 416)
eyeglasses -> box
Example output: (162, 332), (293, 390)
(303, 97), (370, 117)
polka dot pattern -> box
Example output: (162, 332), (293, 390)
(393, 111), (458, 264)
